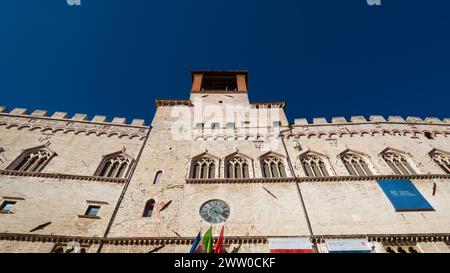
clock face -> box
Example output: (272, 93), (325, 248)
(199, 200), (230, 224)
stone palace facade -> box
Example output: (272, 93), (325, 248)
(0, 70), (449, 253)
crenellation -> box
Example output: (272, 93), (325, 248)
(10, 108), (28, 115)
(31, 110), (48, 117)
(0, 106), (7, 113)
(350, 116), (367, 123)
(111, 117), (127, 125)
(131, 119), (146, 126)
(71, 113), (88, 121)
(425, 117), (443, 124)
(443, 118), (450, 124)
(369, 115), (387, 122)
(388, 116), (406, 122)
(331, 117), (347, 124)
(92, 115), (108, 123)
(406, 116), (424, 123)
(51, 112), (68, 119)
(294, 118), (308, 125)
(313, 117), (327, 125)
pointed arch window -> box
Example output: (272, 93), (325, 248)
(341, 153), (372, 176)
(301, 154), (329, 177)
(153, 170), (163, 184)
(7, 146), (55, 173)
(262, 156), (287, 178)
(95, 152), (133, 178)
(382, 151), (416, 175)
(191, 156), (216, 179)
(431, 151), (450, 174)
(142, 199), (155, 218)
(226, 155), (250, 179)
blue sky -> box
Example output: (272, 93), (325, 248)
(0, 0), (449, 124)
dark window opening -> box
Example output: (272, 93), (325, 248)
(201, 75), (237, 91)
(143, 199), (155, 218)
(211, 123), (220, 129)
(424, 132), (433, 139)
(0, 201), (16, 213)
(85, 205), (100, 217)
(196, 123), (204, 129)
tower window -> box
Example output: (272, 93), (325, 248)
(84, 205), (100, 217)
(211, 123), (220, 129)
(0, 201), (16, 213)
(201, 75), (237, 91)
(226, 122), (235, 129)
(153, 171), (163, 185)
(424, 132), (434, 139)
(196, 123), (204, 129)
(143, 199), (155, 218)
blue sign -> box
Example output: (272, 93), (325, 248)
(377, 179), (434, 211)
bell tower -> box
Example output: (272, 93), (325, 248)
(189, 70), (250, 106)
(190, 70), (248, 93)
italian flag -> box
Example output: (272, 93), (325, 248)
(202, 227), (213, 253)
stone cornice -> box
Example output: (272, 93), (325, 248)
(155, 99), (193, 107)
(0, 114), (149, 140)
(282, 126), (450, 139)
(186, 177), (297, 184)
(0, 233), (448, 246)
(252, 102), (285, 108)
(0, 170), (127, 184)
(187, 174), (450, 184)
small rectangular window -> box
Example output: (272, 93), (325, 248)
(273, 121), (281, 127)
(226, 122), (235, 129)
(242, 121), (250, 126)
(0, 201), (16, 213)
(211, 123), (220, 129)
(85, 205), (100, 217)
(195, 123), (204, 129)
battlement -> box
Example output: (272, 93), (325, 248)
(0, 106), (147, 127)
(294, 115), (450, 126)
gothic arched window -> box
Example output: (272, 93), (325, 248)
(226, 155), (250, 179)
(301, 154), (329, 177)
(262, 156), (287, 178)
(153, 170), (163, 184)
(191, 156), (216, 179)
(142, 199), (155, 218)
(341, 152), (373, 176)
(431, 151), (450, 174)
(382, 151), (416, 175)
(95, 152), (133, 178)
(7, 146), (55, 173)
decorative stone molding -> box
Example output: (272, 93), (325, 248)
(187, 174), (450, 184)
(312, 234), (450, 244)
(292, 115), (450, 126)
(0, 233), (448, 247)
(0, 110), (149, 140)
(0, 170), (127, 184)
(187, 177), (297, 184)
(283, 127), (450, 139)
(155, 99), (193, 107)
(252, 102), (285, 108)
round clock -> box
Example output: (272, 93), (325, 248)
(199, 199), (230, 224)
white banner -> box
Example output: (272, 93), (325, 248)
(268, 237), (312, 251)
(325, 239), (372, 253)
